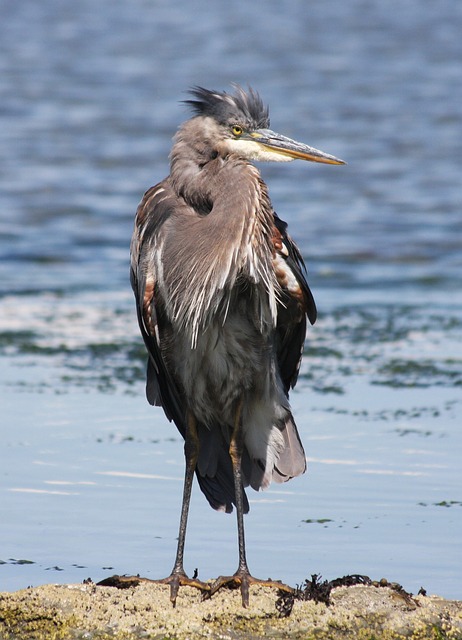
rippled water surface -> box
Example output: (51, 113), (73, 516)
(1, 0), (461, 599)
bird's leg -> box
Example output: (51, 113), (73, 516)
(155, 412), (210, 604)
(230, 401), (250, 577)
(98, 412), (209, 602)
(209, 400), (294, 607)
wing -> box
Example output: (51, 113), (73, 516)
(130, 182), (242, 513)
(130, 182), (188, 437)
(272, 212), (316, 395)
(270, 213), (315, 482)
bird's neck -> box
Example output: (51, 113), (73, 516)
(169, 121), (219, 213)
(167, 141), (279, 345)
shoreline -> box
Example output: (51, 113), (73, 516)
(1, 579), (461, 639)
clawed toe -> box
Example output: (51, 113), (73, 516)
(210, 571), (293, 607)
(157, 571), (210, 606)
(97, 572), (210, 607)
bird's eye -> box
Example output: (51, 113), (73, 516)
(232, 125), (243, 137)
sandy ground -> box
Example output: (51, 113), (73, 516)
(0, 579), (461, 639)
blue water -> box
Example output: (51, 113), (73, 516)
(1, 0), (461, 599)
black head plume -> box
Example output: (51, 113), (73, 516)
(184, 85), (270, 129)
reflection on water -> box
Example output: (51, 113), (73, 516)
(1, 0), (461, 599)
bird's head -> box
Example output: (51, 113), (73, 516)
(183, 85), (345, 165)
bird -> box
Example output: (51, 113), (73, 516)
(129, 85), (345, 607)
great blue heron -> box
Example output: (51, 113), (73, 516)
(129, 85), (344, 607)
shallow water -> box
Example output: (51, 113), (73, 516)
(1, 0), (461, 599)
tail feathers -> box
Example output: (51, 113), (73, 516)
(273, 412), (307, 482)
(241, 404), (306, 490)
(196, 422), (249, 515)
(242, 416), (306, 490)
(196, 472), (249, 514)
(193, 413), (305, 512)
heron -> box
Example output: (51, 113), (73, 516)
(129, 85), (345, 607)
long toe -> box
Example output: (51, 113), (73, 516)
(210, 571), (294, 608)
(98, 573), (210, 607)
(157, 572), (211, 606)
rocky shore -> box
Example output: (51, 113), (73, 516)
(1, 577), (461, 639)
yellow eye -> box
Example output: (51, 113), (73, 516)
(232, 125), (243, 137)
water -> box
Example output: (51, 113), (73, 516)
(1, 0), (461, 599)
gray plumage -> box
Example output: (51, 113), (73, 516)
(129, 85), (344, 605)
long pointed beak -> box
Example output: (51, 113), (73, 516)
(250, 128), (345, 165)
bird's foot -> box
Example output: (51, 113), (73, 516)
(97, 571), (210, 606)
(156, 570), (211, 606)
(208, 570), (294, 607)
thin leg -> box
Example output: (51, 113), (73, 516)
(209, 401), (293, 607)
(157, 411), (210, 604)
(99, 412), (209, 604)
(171, 411), (200, 577)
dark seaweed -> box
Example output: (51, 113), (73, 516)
(276, 574), (419, 617)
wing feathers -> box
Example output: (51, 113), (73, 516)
(131, 185), (313, 513)
(273, 413), (307, 481)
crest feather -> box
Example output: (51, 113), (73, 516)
(184, 85), (270, 129)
